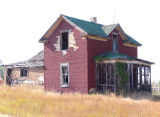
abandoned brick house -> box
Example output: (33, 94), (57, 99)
(39, 14), (154, 93)
(3, 50), (44, 85)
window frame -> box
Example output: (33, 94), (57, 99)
(60, 63), (69, 87)
(20, 68), (28, 77)
(60, 30), (69, 50)
(112, 33), (119, 53)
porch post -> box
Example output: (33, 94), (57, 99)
(127, 64), (130, 91)
(105, 63), (108, 92)
(100, 63), (102, 85)
(113, 63), (116, 93)
(139, 65), (142, 91)
(109, 63), (112, 92)
(144, 66), (146, 84)
(95, 63), (98, 90)
(136, 65), (138, 91)
(131, 64), (133, 92)
(149, 66), (152, 93)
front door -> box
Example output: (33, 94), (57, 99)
(6, 68), (12, 85)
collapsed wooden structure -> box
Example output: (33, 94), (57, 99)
(95, 52), (153, 93)
(3, 50), (44, 85)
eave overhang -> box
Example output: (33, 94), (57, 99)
(95, 59), (153, 67)
(81, 34), (109, 41)
(39, 38), (48, 43)
(123, 43), (140, 48)
(94, 52), (154, 66)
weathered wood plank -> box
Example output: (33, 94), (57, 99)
(127, 64), (130, 91)
(113, 63), (116, 93)
(139, 65), (142, 91)
(105, 64), (108, 92)
(149, 66), (152, 93)
(131, 64), (133, 92)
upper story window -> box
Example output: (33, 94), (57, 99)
(113, 34), (119, 52)
(61, 32), (69, 50)
(60, 63), (69, 87)
(20, 68), (28, 77)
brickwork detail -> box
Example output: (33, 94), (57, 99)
(44, 20), (88, 93)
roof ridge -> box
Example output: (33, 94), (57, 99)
(61, 14), (104, 26)
(104, 23), (118, 26)
(61, 14), (108, 38)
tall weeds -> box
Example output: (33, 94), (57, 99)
(0, 84), (160, 117)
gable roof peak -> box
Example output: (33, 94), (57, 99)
(61, 14), (103, 25)
(61, 14), (108, 38)
(39, 14), (141, 47)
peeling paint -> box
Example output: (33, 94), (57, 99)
(53, 30), (79, 53)
(68, 30), (79, 51)
(82, 37), (87, 40)
(62, 50), (67, 56)
(54, 36), (61, 51)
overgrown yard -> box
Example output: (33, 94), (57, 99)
(0, 85), (160, 117)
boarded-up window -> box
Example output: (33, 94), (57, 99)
(113, 34), (119, 52)
(20, 69), (28, 77)
(60, 63), (69, 87)
(61, 32), (68, 50)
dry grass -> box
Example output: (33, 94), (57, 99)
(0, 84), (160, 117)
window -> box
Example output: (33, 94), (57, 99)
(61, 32), (69, 50)
(113, 34), (119, 52)
(20, 69), (28, 77)
(60, 63), (69, 87)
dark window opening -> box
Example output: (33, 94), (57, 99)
(61, 32), (68, 50)
(113, 34), (119, 52)
(20, 69), (28, 77)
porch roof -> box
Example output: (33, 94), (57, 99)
(94, 52), (154, 65)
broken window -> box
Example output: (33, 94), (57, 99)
(96, 63), (115, 93)
(113, 34), (119, 52)
(60, 63), (69, 87)
(20, 69), (28, 77)
(61, 32), (68, 50)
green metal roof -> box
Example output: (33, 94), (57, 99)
(62, 15), (108, 38)
(94, 52), (154, 64)
(124, 34), (142, 46)
(62, 15), (141, 46)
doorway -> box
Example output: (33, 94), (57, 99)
(6, 68), (12, 85)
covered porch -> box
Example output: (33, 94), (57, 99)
(94, 52), (154, 94)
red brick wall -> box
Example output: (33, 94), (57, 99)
(111, 29), (137, 58)
(44, 19), (138, 93)
(87, 28), (137, 90)
(44, 20), (88, 93)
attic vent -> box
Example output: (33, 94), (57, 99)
(90, 17), (97, 23)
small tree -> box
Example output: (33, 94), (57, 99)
(115, 62), (129, 95)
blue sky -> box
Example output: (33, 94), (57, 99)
(0, 0), (159, 81)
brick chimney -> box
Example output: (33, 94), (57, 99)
(90, 17), (97, 23)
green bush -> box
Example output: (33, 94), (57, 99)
(115, 62), (129, 95)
